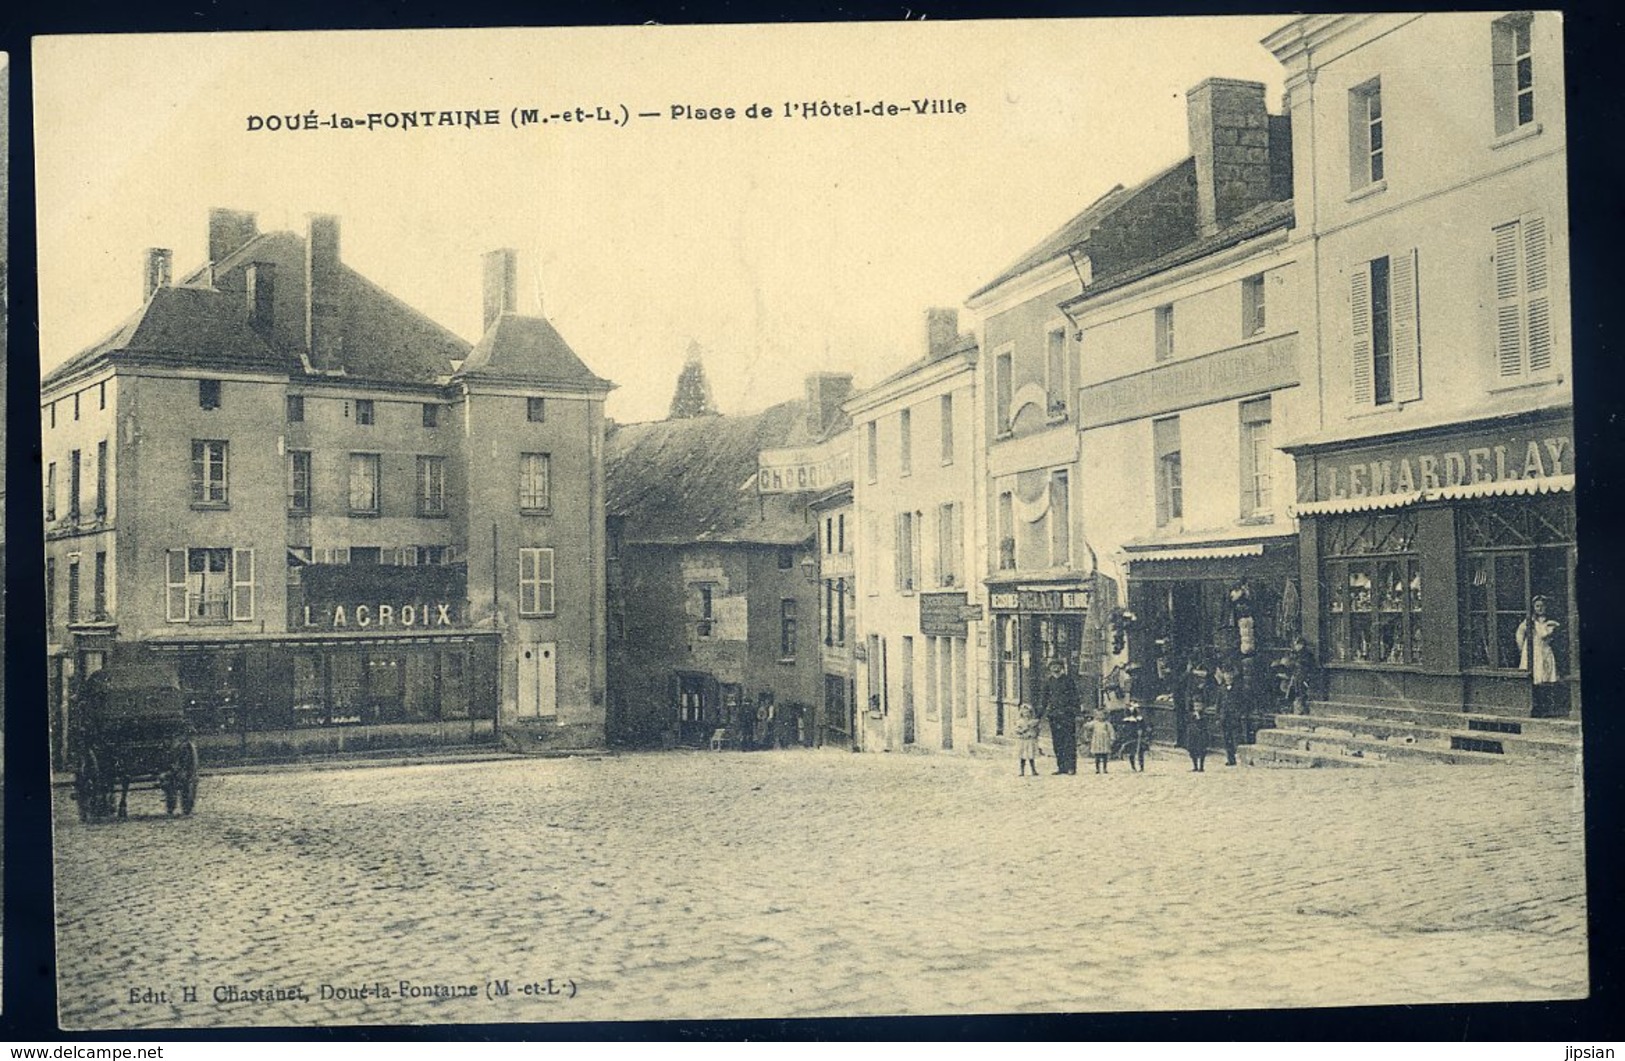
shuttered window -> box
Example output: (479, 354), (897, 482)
(1350, 250), (1420, 407)
(520, 547), (556, 616)
(1493, 215), (1554, 379)
(1154, 416), (1182, 527)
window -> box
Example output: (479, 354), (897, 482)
(1493, 14), (1536, 136)
(191, 441), (228, 507)
(936, 502), (961, 587)
(900, 409), (912, 476)
(895, 511), (918, 592)
(519, 452), (551, 511)
(825, 517), (835, 556)
(1349, 79), (1384, 188)
(93, 551), (108, 620)
(348, 453), (381, 515)
(69, 449), (82, 520)
(780, 599), (798, 659)
(778, 546), (795, 571)
(1351, 251), (1420, 407)
(1239, 397), (1274, 518)
(288, 451), (312, 513)
(1154, 417), (1182, 527)
(1046, 327), (1069, 417)
(865, 422), (879, 482)
(695, 584), (715, 638)
(994, 351), (1014, 433)
(519, 547), (556, 616)
(287, 395), (305, 422)
(1493, 216), (1554, 380)
(998, 491), (1016, 570)
(99, 382), (107, 410)
(1154, 305), (1175, 362)
(1049, 470), (1070, 568)
(48, 402), (56, 429)
(166, 547), (256, 622)
(837, 514), (846, 553)
(199, 379), (222, 410)
(95, 440), (108, 516)
(940, 394), (954, 464)
(824, 580), (837, 645)
(419, 545), (448, 566)
(1460, 497), (1573, 673)
(46, 558), (56, 630)
(68, 559), (81, 624)
(1243, 273), (1267, 337)
(1323, 512), (1421, 665)
(73, 393), (80, 420)
(45, 462), (57, 522)
(422, 403), (440, 428)
(351, 399), (375, 426)
(417, 456), (446, 516)
(350, 547), (382, 565)
(527, 397), (546, 423)
(835, 578), (847, 645)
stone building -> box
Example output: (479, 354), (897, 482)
(42, 208), (612, 765)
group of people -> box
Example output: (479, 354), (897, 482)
(1013, 659), (1151, 777)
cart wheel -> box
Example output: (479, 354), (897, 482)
(177, 741), (200, 816)
(75, 750), (105, 821)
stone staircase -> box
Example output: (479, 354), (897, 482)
(1242, 698), (1583, 768)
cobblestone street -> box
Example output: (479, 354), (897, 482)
(53, 747), (1589, 1029)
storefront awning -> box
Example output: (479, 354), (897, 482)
(1124, 542), (1266, 563)
(1291, 473), (1574, 517)
(143, 628), (502, 652)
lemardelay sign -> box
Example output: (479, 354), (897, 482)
(757, 437), (853, 495)
(919, 592), (984, 637)
(1294, 419), (1574, 503)
(989, 587), (1091, 612)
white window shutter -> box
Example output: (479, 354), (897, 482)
(540, 548), (556, 614)
(1350, 264), (1375, 406)
(1391, 248), (1421, 403)
(166, 549), (188, 622)
(1493, 220), (1525, 378)
(232, 548), (255, 621)
(1524, 215), (1553, 373)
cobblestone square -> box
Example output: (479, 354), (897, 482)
(53, 748), (1589, 1029)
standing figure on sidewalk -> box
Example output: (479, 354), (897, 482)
(1119, 700), (1149, 772)
(1039, 658), (1080, 775)
(1518, 595), (1563, 718)
(1185, 700), (1211, 772)
(1284, 635), (1319, 715)
(1015, 702), (1042, 777)
(1216, 661), (1246, 767)
(1086, 710), (1117, 774)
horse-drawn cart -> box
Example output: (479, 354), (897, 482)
(72, 664), (200, 821)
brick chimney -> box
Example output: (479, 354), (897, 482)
(482, 248), (518, 333)
(143, 248), (172, 301)
(305, 214), (342, 369)
(805, 372), (854, 435)
(1186, 78), (1274, 237)
(926, 307), (959, 361)
(246, 261), (275, 333)
(208, 208), (259, 268)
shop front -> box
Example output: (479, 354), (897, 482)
(1119, 532), (1301, 744)
(987, 579), (1101, 737)
(1288, 408), (1577, 717)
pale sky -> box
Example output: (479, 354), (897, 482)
(34, 18), (1291, 424)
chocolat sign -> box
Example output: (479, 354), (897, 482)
(1301, 425), (1573, 503)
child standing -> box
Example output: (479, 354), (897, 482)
(1015, 703), (1042, 777)
(1119, 701), (1149, 772)
(1086, 710), (1117, 774)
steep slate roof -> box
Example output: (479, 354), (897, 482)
(968, 183), (1130, 302)
(607, 399), (819, 547)
(457, 314), (612, 390)
(43, 285), (285, 389)
(862, 333), (978, 395)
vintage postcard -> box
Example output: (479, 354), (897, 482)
(34, 15), (1585, 1030)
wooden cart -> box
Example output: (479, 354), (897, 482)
(72, 664), (200, 821)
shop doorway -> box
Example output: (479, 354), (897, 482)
(518, 642), (557, 719)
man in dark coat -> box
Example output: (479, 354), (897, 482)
(1039, 659), (1080, 774)
(1216, 661), (1247, 767)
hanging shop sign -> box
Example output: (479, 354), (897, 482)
(757, 437), (853, 495)
(919, 592), (982, 637)
(989, 586), (1091, 613)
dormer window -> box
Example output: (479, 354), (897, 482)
(199, 379), (222, 410)
(527, 397), (547, 423)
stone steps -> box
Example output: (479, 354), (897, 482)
(1272, 713), (1578, 761)
(1246, 698), (1582, 768)
(1305, 699), (1581, 742)
(1237, 744), (1383, 769)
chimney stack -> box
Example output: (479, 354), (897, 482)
(482, 248), (518, 333)
(208, 208), (259, 269)
(1186, 78), (1274, 237)
(305, 214), (342, 369)
(143, 248), (172, 301)
(926, 307), (959, 361)
(246, 261), (276, 332)
(804, 372), (855, 435)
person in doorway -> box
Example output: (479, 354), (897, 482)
(1518, 596), (1563, 718)
(1015, 702), (1042, 777)
(1216, 661), (1246, 767)
(1086, 710), (1117, 774)
(1039, 658), (1080, 774)
(1283, 635), (1319, 716)
(1185, 699), (1211, 772)
(1119, 699), (1149, 772)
